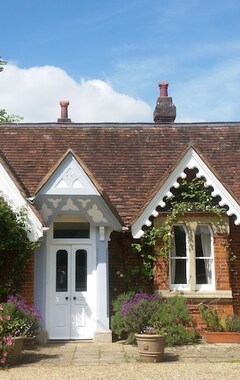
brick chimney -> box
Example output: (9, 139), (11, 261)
(153, 82), (176, 123)
(58, 100), (71, 122)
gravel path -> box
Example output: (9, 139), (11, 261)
(1, 362), (240, 380)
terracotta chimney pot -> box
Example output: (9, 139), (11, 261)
(159, 82), (169, 97)
(58, 100), (71, 122)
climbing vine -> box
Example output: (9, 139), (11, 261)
(131, 177), (225, 279)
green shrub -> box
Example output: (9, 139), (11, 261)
(153, 296), (198, 346)
(111, 292), (198, 346)
(225, 315), (240, 332)
(0, 197), (38, 301)
(111, 291), (135, 339)
(119, 292), (163, 343)
(199, 304), (224, 332)
(199, 303), (240, 332)
(1, 294), (42, 337)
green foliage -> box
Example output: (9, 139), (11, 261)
(131, 228), (160, 280)
(1, 295), (41, 337)
(152, 296), (198, 346)
(199, 304), (225, 332)
(199, 303), (240, 332)
(0, 109), (23, 123)
(131, 177), (225, 281)
(225, 315), (240, 332)
(111, 291), (135, 338)
(111, 292), (198, 346)
(165, 325), (197, 346)
(0, 197), (38, 301)
(120, 293), (163, 343)
(115, 264), (153, 291)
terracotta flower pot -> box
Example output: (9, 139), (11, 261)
(135, 333), (166, 363)
(23, 336), (37, 349)
(204, 331), (240, 343)
(8, 337), (25, 365)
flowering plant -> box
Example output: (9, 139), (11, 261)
(0, 295), (42, 368)
(0, 304), (13, 367)
(113, 292), (166, 342)
(111, 292), (198, 345)
(2, 295), (42, 338)
(120, 292), (164, 334)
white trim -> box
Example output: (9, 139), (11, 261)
(169, 223), (215, 292)
(169, 224), (189, 291)
(195, 224), (215, 291)
(132, 147), (240, 238)
(160, 290), (232, 299)
(38, 153), (100, 196)
(45, 220), (97, 339)
(0, 163), (43, 241)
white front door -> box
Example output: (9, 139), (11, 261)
(49, 244), (95, 339)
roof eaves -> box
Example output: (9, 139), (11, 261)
(131, 145), (240, 238)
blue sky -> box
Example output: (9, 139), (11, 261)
(1, 0), (240, 122)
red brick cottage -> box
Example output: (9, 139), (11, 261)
(0, 83), (240, 341)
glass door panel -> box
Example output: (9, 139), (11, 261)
(75, 249), (87, 291)
(56, 249), (68, 292)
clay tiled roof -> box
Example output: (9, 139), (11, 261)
(0, 122), (240, 227)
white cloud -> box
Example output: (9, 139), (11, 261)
(0, 63), (152, 123)
(2, 57), (240, 125)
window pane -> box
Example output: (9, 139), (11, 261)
(75, 249), (87, 291)
(54, 222), (90, 238)
(171, 225), (187, 284)
(195, 226), (212, 285)
(196, 258), (212, 284)
(172, 225), (187, 257)
(56, 250), (68, 292)
(171, 258), (187, 284)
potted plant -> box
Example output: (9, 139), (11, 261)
(119, 292), (167, 362)
(135, 326), (166, 363)
(0, 295), (42, 366)
(199, 303), (240, 343)
(111, 292), (198, 363)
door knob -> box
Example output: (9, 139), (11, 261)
(73, 297), (76, 300)
(65, 297), (69, 300)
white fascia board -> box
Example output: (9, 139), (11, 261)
(39, 154), (100, 196)
(0, 163), (43, 242)
(132, 147), (240, 239)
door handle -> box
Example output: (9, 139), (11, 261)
(65, 297), (69, 300)
(73, 297), (76, 300)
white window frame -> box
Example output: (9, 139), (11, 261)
(195, 224), (215, 291)
(170, 224), (189, 290)
(169, 223), (215, 292)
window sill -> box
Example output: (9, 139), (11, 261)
(159, 290), (232, 299)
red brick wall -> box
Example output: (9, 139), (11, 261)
(108, 216), (240, 330)
(154, 255), (169, 290)
(229, 217), (240, 313)
(108, 231), (153, 307)
(214, 233), (231, 290)
(19, 252), (34, 305)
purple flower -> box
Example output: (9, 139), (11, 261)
(121, 292), (161, 316)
